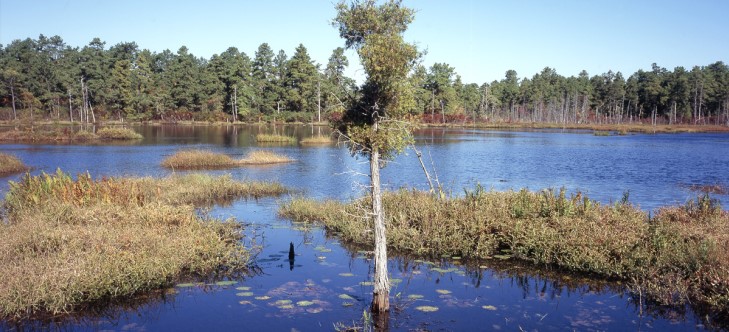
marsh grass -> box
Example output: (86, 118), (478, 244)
(96, 127), (143, 140)
(300, 135), (333, 145)
(0, 128), (97, 142)
(0, 170), (287, 319)
(255, 134), (296, 144)
(238, 150), (293, 165)
(161, 150), (293, 170)
(279, 188), (729, 314)
(0, 153), (27, 175)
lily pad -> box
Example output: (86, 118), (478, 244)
(359, 281), (374, 286)
(236, 291), (254, 297)
(482, 305), (497, 311)
(297, 300), (315, 307)
(415, 305), (439, 312)
(279, 304), (294, 309)
(339, 294), (355, 300)
(435, 289), (452, 295)
(407, 294), (424, 300)
(215, 280), (238, 286)
(238, 300), (253, 305)
(339, 272), (354, 277)
(306, 307), (324, 313)
(342, 302), (355, 307)
(235, 286), (251, 291)
(274, 299), (292, 306)
(255, 296), (271, 300)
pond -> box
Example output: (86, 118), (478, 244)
(1, 124), (728, 331)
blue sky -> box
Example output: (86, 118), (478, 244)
(1, 0), (728, 84)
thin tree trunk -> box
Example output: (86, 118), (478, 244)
(370, 121), (389, 314)
(10, 84), (17, 120)
(317, 80), (321, 122)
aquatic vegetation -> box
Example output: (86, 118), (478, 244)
(161, 149), (293, 169)
(255, 134), (296, 144)
(279, 188), (729, 315)
(0, 153), (27, 175)
(296, 300), (314, 307)
(0, 170), (288, 319)
(407, 294), (424, 300)
(435, 289), (452, 295)
(338, 294), (355, 300)
(255, 296), (271, 300)
(96, 127), (143, 140)
(215, 281), (237, 286)
(300, 135), (333, 145)
(237, 150), (293, 165)
(482, 305), (497, 311)
(236, 292), (254, 297)
(0, 128), (98, 142)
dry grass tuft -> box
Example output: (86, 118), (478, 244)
(0, 153), (27, 175)
(279, 187), (729, 315)
(0, 128), (98, 142)
(300, 135), (333, 145)
(238, 150), (293, 165)
(96, 127), (143, 140)
(255, 134), (296, 144)
(0, 170), (287, 319)
(162, 150), (293, 169)
(161, 150), (237, 169)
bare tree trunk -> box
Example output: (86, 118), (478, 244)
(233, 85), (238, 123)
(370, 122), (389, 314)
(317, 80), (321, 122)
(10, 84), (17, 120)
(68, 89), (74, 123)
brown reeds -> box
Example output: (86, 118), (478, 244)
(95, 127), (143, 140)
(0, 170), (288, 319)
(279, 187), (729, 314)
(300, 135), (333, 145)
(255, 134), (296, 144)
(0, 153), (27, 175)
(161, 150), (293, 169)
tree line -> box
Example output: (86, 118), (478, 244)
(1, 34), (727, 125)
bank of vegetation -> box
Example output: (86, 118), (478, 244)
(0, 127), (142, 142)
(1, 35), (727, 129)
(279, 187), (729, 315)
(0, 153), (27, 175)
(0, 170), (288, 319)
(161, 149), (293, 169)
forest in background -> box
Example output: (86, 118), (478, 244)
(1, 35), (728, 125)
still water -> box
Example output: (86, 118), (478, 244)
(1, 124), (728, 331)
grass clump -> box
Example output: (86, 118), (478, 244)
(0, 170), (288, 319)
(161, 150), (237, 169)
(279, 187), (729, 314)
(300, 135), (333, 145)
(238, 150), (293, 165)
(0, 153), (27, 175)
(96, 127), (143, 140)
(255, 133), (296, 144)
(161, 150), (293, 170)
(0, 128), (98, 142)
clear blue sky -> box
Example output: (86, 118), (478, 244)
(1, 0), (728, 84)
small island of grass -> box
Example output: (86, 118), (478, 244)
(0, 153), (28, 175)
(96, 127), (144, 140)
(0, 127), (142, 142)
(0, 170), (288, 319)
(255, 133), (296, 144)
(279, 187), (729, 316)
(161, 149), (293, 170)
(301, 135), (334, 145)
